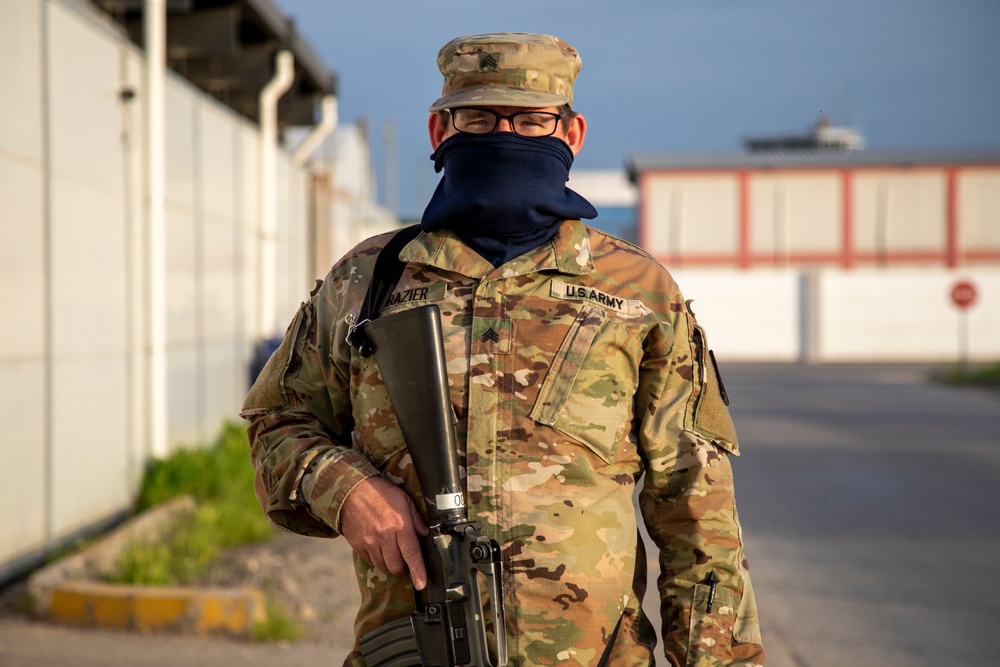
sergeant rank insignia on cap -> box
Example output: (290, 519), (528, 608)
(479, 53), (499, 72)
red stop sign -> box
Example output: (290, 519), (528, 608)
(951, 281), (977, 309)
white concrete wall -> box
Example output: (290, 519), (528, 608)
(671, 269), (803, 363)
(672, 267), (1000, 364)
(0, 0), (49, 578)
(0, 0), (321, 575)
(325, 125), (399, 255)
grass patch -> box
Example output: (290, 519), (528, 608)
(942, 362), (1000, 387)
(253, 596), (305, 642)
(109, 422), (274, 586)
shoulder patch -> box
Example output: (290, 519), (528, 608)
(242, 302), (311, 416)
(550, 279), (650, 316)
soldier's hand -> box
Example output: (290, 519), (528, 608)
(340, 476), (430, 590)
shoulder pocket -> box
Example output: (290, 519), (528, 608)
(688, 320), (739, 455)
(242, 302), (311, 416)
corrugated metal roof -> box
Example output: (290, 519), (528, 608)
(627, 147), (1000, 179)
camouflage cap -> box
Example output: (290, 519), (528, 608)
(429, 33), (582, 112)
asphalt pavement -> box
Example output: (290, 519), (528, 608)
(1, 364), (997, 667)
(715, 364), (1000, 667)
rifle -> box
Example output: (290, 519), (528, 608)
(358, 304), (508, 667)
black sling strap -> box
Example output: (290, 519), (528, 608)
(346, 224), (422, 358)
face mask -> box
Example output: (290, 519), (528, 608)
(420, 132), (597, 267)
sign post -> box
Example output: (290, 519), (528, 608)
(950, 280), (978, 370)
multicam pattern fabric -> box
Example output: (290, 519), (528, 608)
(243, 220), (765, 666)
(430, 33), (582, 112)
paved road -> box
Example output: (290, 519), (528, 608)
(716, 364), (1000, 667)
(1, 364), (997, 666)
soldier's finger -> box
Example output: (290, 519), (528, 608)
(409, 498), (430, 536)
(398, 530), (427, 590)
(380, 537), (409, 578)
(364, 546), (386, 572)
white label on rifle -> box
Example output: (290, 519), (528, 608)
(436, 493), (465, 510)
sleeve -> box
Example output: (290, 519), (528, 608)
(241, 256), (380, 539)
(636, 295), (765, 666)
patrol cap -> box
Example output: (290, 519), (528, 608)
(429, 33), (582, 112)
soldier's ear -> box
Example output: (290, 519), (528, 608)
(564, 112), (586, 156)
(429, 112), (449, 150)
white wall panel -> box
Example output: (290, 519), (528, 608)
(671, 269), (801, 362)
(203, 341), (240, 433)
(751, 174), (841, 257)
(202, 221), (237, 341)
(644, 175), (739, 257)
(167, 346), (200, 447)
(817, 269), (1000, 362)
(0, 361), (47, 565)
(275, 156), (310, 329)
(48, 2), (123, 196)
(200, 102), (237, 223)
(853, 171), (946, 254)
(166, 209), (197, 346)
(49, 179), (127, 357)
(50, 356), (129, 535)
(958, 169), (1000, 251)
(44, 0), (132, 539)
(238, 125), (260, 347)
(0, 0), (43, 162)
(0, 157), (46, 359)
(165, 83), (197, 214)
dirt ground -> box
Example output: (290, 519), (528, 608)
(192, 530), (362, 645)
(0, 530), (362, 665)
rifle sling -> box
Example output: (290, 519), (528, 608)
(348, 223), (422, 357)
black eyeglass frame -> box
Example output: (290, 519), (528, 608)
(446, 107), (574, 137)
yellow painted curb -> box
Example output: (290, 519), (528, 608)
(26, 497), (269, 638)
(46, 581), (266, 637)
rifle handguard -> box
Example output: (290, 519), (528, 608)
(360, 305), (507, 667)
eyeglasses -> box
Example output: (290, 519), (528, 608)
(447, 108), (572, 137)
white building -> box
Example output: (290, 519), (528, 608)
(0, 0), (396, 584)
(626, 147), (1000, 365)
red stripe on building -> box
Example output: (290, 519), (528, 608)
(738, 171), (751, 269)
(841, 170), (854, 269)
(945, 169), (959, 268)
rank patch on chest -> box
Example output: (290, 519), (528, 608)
(386, 283), (446, 307)
(550, 279), (650, 316)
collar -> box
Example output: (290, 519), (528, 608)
(399, 219), (595, 280)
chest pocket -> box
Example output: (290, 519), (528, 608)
(529, 306), (634, 464)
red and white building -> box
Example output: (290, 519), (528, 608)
(627, 147), (1000, 270)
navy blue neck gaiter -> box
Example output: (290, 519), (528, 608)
(420, 133), (597, 267)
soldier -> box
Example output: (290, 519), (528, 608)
(243, 33), (765, 666)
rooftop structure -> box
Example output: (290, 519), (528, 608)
(90, 0), (336, 130)
(743, 114), (866, 152)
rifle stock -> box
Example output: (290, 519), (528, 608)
(360, 305), (507, 667)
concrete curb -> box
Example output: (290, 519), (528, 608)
(27, 496), (267, 638)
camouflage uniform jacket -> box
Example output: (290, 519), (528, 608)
(242, 220), (765, 666)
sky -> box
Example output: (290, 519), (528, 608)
(279, 0), (1000, 219)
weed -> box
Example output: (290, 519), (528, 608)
(110, 422), (273, 586)
(944, 362), (1000, 387)
(253, 595), (305, 642)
